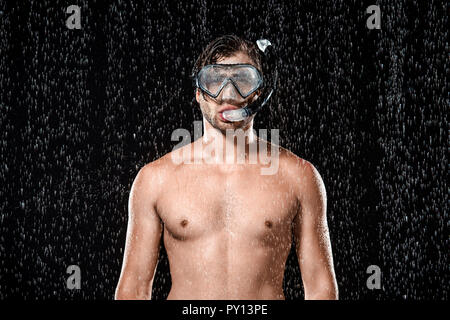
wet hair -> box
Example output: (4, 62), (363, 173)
(192, 35), (263, 77)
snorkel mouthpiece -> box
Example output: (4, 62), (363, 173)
(222, 107), (251, 122)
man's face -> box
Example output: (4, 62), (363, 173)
(196, 51), (260, 132)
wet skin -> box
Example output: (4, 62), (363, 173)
(115, 53), (338, 300)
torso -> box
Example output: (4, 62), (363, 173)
(155, 139), (303, 299)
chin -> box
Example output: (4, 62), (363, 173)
(217, 116), (246, 129)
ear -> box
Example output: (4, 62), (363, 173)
(195, 88), (201, 104)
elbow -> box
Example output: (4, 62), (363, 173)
(304, 279), (339, 300)
(114, 286), (131, 300)
(324, 286), (339, 300)
(114, 283), (152, 300)
(114, 289), (128, 300)
(305, 288), (338, 300)
(114, 288), (131, 300)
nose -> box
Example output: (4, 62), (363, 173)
(219, 80), (242, 101)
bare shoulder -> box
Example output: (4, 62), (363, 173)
(277, 147), (308, 178)
(135, 143), (192, 190)
(131, 152), (176, 200)
(277, 148), (326, 201)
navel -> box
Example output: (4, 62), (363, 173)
(180, 219), (189, 227)
(265, 220), (273, 228)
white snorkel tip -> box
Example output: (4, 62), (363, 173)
(222, 108), (250, 122)
(256, 39), (272, 52)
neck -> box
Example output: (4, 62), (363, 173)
(200, 116), (258, 165)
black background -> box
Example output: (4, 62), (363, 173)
(0, 0), (447, 300)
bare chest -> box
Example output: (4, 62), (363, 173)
(157, 167), (299, 243)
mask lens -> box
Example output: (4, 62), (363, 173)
(197, 64), (261, 98)
(198, 66), (226, 97)
(232, 68), (260, 96)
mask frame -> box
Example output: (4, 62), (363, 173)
(195, 63), (263, 99)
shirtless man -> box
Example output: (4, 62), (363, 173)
(115, 35), (338, 300)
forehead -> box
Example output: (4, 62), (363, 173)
(215, 51), (255, 66)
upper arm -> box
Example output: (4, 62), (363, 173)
(292, 161), (338, 300)
(115, 164), (164, 300)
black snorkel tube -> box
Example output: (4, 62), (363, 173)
(221, 39), (278, 122)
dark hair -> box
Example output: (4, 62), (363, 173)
(192, 35), (263, 76)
